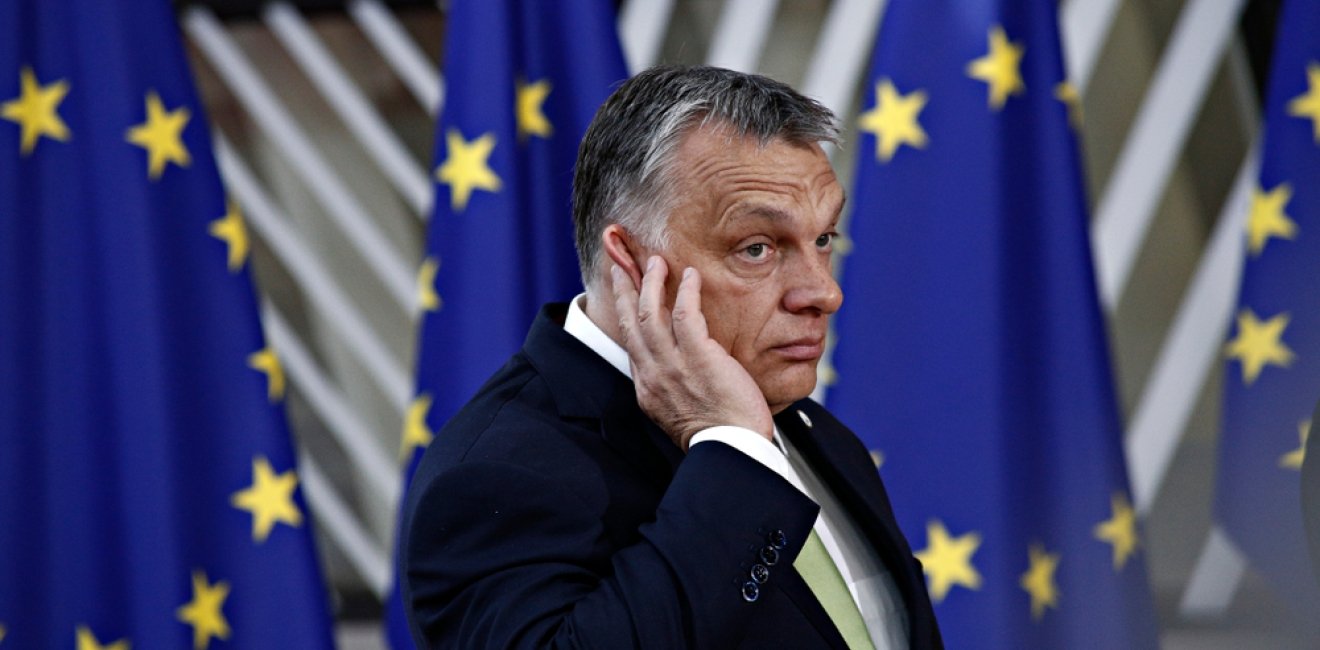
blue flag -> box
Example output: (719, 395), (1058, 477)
(385, 1), (628, 645)
(0, 1), (334, 648)
(827, 1), (1158, 646)
(1215, 0), (1320, 621)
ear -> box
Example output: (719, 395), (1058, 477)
(602, 224), (644, 290)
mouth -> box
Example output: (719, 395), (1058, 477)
(770, 337), (825, 362)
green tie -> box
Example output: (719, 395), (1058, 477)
(794, 529), (876, 650)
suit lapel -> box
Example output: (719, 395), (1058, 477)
(776, 404), (912, 566)
(777, 401), (938, 647)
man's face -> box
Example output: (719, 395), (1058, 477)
(651, 125), (844, 413)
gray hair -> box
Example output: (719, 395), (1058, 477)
(572, 65), (839, 285)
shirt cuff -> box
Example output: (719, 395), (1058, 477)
(689, 426), (801, 494)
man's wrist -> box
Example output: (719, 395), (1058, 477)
(690, 426), (801, 495)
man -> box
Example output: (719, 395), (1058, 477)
(402, 65), (941, 649)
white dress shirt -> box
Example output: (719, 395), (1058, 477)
(563, 294), (909, 649)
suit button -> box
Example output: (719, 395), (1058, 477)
(739, 578), (760, 605)
(759, 545), (780, 566)
(739, 581), (760, 602)
(767, 529), (788, 549)
(750, 563), (770, 584)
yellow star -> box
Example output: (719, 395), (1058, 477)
(0, 622), (6, 643)
(125, 90), (191, 179)
(435, 129), (502, 212)
(2, 66), (71, 155)
(819, 362), (838, 387)
(869, 449), (884, 468)
(208, 201), (249, 273)
(417, 256), (442, 312)
(1281, 419), (1311, 470)
(1287, 62), (1320, 142)
(1055, 81), (1083, 129)
(231, 455), (302, 543)
(401, 393), (435, 461)
(516, 78), (553, 140)
(1225, 309), (1294, 386)
(832, 233), (853, 255)
(176, 570), (231, 650)
(1093, 492), (1139, 570)
(247, 347), (285, 402)
(75, 626), (129, 650)
(967, 25), (1026, 110)
(857, 78), (929, 163)
(914, 520), (983, 602)
(1246, 183), (1297, 256)
(1019, 543), (1060, 621)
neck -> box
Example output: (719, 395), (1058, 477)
(582, 284), (626, 349)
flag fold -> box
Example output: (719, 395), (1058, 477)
(0, 1), (334, 647)
(828, 1), (1159, 646)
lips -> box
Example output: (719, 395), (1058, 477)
(771, 337), (825, 361)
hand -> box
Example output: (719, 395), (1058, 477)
(611, 256), (774, 450)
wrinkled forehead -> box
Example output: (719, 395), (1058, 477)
(669, 125), (844, 223)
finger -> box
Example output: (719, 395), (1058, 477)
(671, 266), (711, 350)
(635, 256), (675, 354)
(610, 264), (645, 358)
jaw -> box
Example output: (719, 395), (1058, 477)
(753, 360), (821, 414)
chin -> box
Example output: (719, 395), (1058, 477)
(758, 364), (819, 413)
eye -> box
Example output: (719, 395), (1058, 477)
(744, 243), (769, 260)
(815, 232), (837, 251)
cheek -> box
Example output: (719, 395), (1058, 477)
(697, 288), (750, 352)
(724, 293), (782, 361)
(704, 307), (742, 354)
(695, 264), (782, 357)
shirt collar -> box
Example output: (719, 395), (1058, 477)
(563, 293), (632, 380)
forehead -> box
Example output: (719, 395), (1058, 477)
(670, 125), (842, 218)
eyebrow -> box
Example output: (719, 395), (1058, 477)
(721, 198), (846, 229)
(737, 205), (792, 222)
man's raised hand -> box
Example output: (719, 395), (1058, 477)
(610, 257), (774, 450)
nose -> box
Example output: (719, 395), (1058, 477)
(783, 251), (843, 315)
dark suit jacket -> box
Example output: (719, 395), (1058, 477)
(401, 303), (941, 648)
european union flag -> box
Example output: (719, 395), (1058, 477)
(827, 1), (1158, 646)
(0, 0), (334, 648)
(1215, 0), (1320, 621)
(384, 1), (628, 645)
